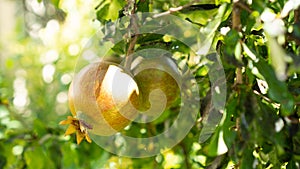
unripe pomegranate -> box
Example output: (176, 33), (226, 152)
(60, 61), (139, 144)
(132, 56), (180, 115)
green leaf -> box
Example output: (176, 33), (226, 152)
(198, 4), (227, 55)
(254, 59), (294, 116)
(221, 97), (237, 148)
(0, 154), (6, 169)
(24, 145), (55, 169)
(137, 0), (150, 12)
(292, 23), (300, 39)
(33, 119), (47, 137)
(61, 143), (80, 168)
(252, 0), (267, 13)
(242, 43), (294, 116)
(240, 148), (255, 169)
(215, 0), (230, 5)
(178, 8), (219, 26)
(202, 126), (220, 157)
(96, 0), (126, 24)
(267, 35), (289, 81)
(50, 0), (60, 8)
(91, 151), (110, 168)
(220, 29), (243, 67)
(241, 10), (256, 34)
(224, 30), (241, 54)
(96, 4), (110, 23)
(111, 40), (126, 54)
(199, 109), (223, 144)
(152, 109), (172, 125)
(24, 146), (55, 169)
(202, 95), (238, 157)
(287, 160), (297, 169)
(48, 143), (62, 169)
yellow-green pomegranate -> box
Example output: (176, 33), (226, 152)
(132, 56), (180, 115)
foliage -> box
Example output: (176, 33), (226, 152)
(0, 0), (300, 168)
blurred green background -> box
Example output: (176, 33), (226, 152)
(1, 0), (300, 168)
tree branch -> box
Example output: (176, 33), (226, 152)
(232, 2), (243, 86)
(253, 90), (280, 109)
(207, 155), (224, 169)
(153, 0), (201, 18)
(124, 0), (139, 70)
(235, 1), (253, 14)
(232, 2), (241, 32)
(179, 142), (191, 169)
(296, 8), (300, 23)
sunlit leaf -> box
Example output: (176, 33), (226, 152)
(254, 58), (294, 116)
(96, 0), (126, 24)
(197, 3), (227, 55)
(50, 0), (60, 8)
(242, 43), (294, 116)
(266, 35), (289, 81)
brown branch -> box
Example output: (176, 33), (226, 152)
(124, 0), (139, 70)
(179, 142), (191, 169)
(235, 67), (243, 85)
(124, 30), (138, 69)
(235, 1), (253, 14)
(232, 3), (241, 32)
(285, 7), (300, 46)
(286, 33), (300, 46)
(253, 90), (280, 108)
(207, 155), (225, 169)
(232, 2), (243, 85)
(232, 3), (243, 144)
(294, 6), (300, 24)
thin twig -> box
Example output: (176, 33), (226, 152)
(287, 33), (300, 46)
(124, 0), (139, 70)
(179, 142), (191, 169)
(124, 29), (139, 69)
(153, 0), (201, 18)
(294, 7), (300, 24)
(207, 155), (224, 169)
(253, 90), (280, 109)
(235, 1), (253, 13)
